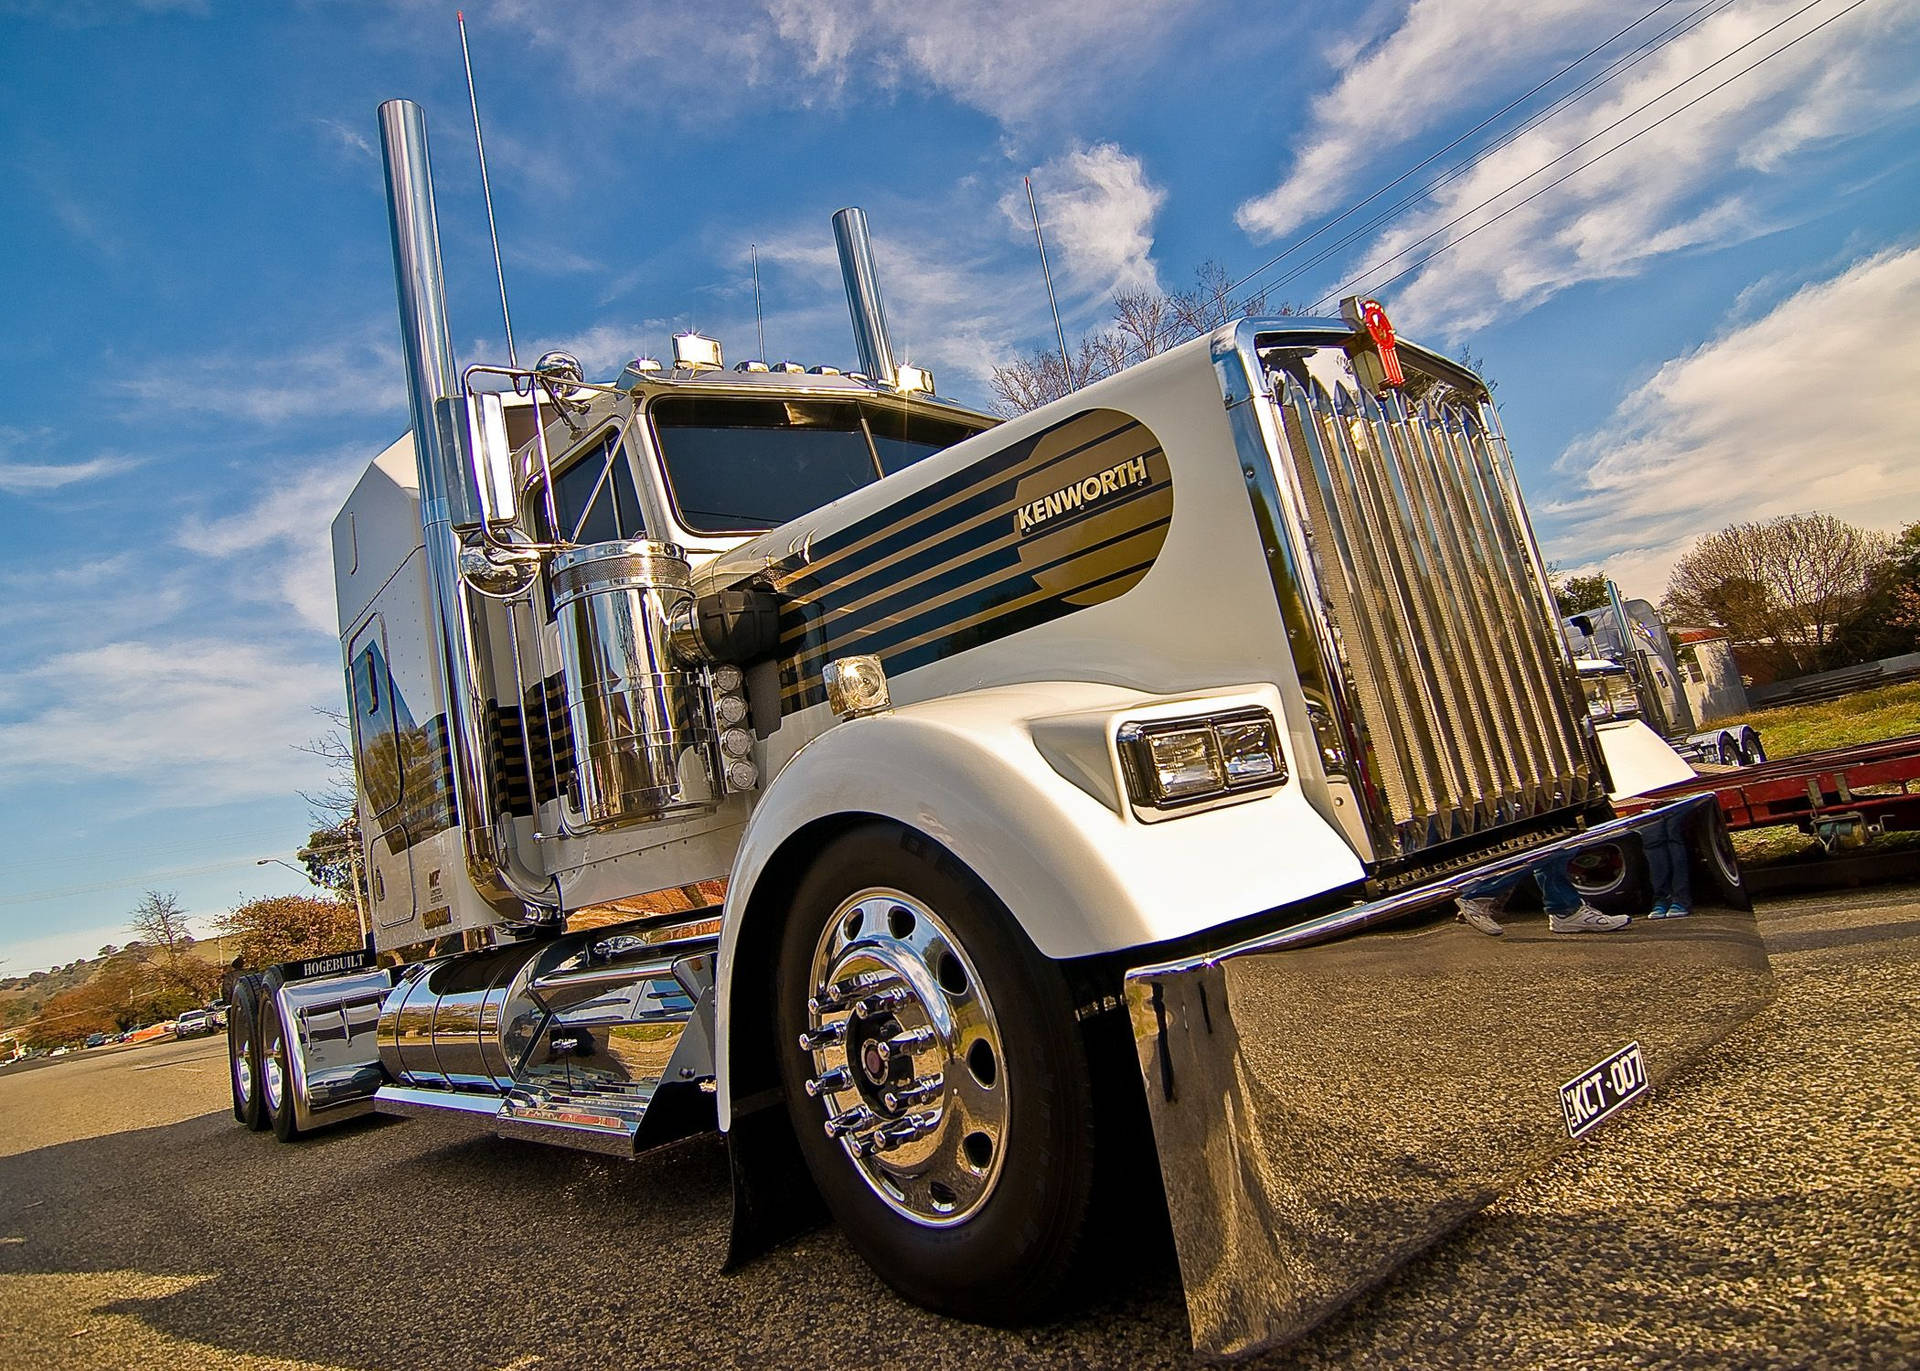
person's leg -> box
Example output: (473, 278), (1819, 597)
(1533, 859), (1581, 914)
(1648, 819), (1693, 915)
(1642, 834), (1674, 916)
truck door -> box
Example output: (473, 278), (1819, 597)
(347, 616), (416, 929)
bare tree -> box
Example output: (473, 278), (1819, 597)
(127, 890), (219, 1001)
(294, 707), (368, 908)
(989, 261), (1296, 416)
(1662, 513), (1890, 677)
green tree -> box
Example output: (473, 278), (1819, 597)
(1829, 520), (1920, 664)
(1554, 572), (1611, 618)
(216, 894), (361, 969)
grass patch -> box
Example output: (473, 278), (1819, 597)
(1716, 680), (1920, 759)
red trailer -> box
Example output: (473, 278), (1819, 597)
(1613, 732), (1920, 844)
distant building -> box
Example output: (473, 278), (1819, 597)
(1670, 628), (1751, 725)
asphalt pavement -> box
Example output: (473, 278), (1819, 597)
(1, 888), (1914, 1370)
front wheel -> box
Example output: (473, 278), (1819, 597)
(776, 824), (1098, 1323)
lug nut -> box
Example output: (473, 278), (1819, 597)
(870, 1111), (939, 1152)
(881, 1073), (943, 1112)
(805, 1067), (851, 1098)
(824, 1104), (875, 1139)
(798, 1021), (848, 1052)
(854, 987), (910, 1018)
(809, 970), (899, 1016)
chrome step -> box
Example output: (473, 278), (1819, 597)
(495, 1081), (651, 1157)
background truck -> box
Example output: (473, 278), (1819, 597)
(222, 97), (1773, 1359)
(1565, 582), (1765, 769)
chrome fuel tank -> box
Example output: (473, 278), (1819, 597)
(551, 540), (719, 831)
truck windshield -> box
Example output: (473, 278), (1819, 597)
(652, 395), (983, 534)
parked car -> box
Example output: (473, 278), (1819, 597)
(207, 1001), (229, 1029)
(173, 1009), (216, 1039)
(85, 1033), (108, 1048)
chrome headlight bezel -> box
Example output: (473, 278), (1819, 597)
(1116, 706), (1288, 821)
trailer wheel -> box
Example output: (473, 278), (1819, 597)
(1691, 804), (1752, 913)
(775, 823), (1096, 1324)
(258, 985), (301, 1143)
(1715, 734), (1739, 766)
(227, 974), (267, 1132)
(1566, 838), (1650, 914)
(1739, 727), (1767, 766)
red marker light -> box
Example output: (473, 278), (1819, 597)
(1339, 295), (1406, 390)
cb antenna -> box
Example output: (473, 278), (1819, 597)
(458, 10), (517, 367)
(751, 242), (766, 361)
(1025, 176), (1071, 386)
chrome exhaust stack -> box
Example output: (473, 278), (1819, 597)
(832, 207), (898, 388)
(378, 98), (550, 925)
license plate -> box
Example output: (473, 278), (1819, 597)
(1559, 1042), (1649, 1139)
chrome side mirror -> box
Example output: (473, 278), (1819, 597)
(464, 390), (519, 529)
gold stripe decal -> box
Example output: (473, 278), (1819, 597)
(776, 407), (1172, 711)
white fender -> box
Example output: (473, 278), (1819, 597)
(713, 680), (1365, 1128)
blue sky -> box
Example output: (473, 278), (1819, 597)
(3, 0), (1917, 973)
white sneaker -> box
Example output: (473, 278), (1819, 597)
(1549, 904), (1630, 933)
(1455, 897), (1506, 936)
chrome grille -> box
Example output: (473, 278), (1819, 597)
(1266, 350), (1594, 858)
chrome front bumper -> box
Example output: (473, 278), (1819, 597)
(1124, 794), (1774, 1358)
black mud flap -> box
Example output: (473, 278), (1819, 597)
(722, 1089), (827, 1271)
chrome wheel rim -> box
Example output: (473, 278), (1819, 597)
(801, 888), (1007, 1228)
(234, 1050), (253, 1107)
(264, 1036), (285, 1113)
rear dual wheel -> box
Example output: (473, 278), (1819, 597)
(227, 974), (268, 1133)
(776, 825), (1099, 1323)
(258, 986), (301, 1143)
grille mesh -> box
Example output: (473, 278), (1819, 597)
(1268, 356), (1594, 857)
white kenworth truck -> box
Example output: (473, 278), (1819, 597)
(223, 99), (1774, 1359)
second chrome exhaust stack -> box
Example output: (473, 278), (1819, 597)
(832, 207), (897, 388)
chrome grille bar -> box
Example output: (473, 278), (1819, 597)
(1264, 351), (1592, 858)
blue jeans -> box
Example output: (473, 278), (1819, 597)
(1462, 859), (1581, 915)
(1642, 812), (1693, 910)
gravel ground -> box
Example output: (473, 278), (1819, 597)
(0, 889), (1913, 1370)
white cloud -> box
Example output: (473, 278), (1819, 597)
(119, 330), (406, 425)
(1237, 0), (1920, 335)
(176, 456), (363, 636)
(496, 0), (1209, 128)
(0, 638), (337, 800)
(1540, 243), (1920, 601)
(315, 117), (374, 161)
(1002, 144), (1165, 301)
(0, 455), (135, 494)
(1238, 0), (1613, 241)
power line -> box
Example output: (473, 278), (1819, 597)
(0, 854), (289, 908)
(1313, 0), (1876, 309)
(1235, 0), (1747, 305)
(1228, 0), (1692, 299)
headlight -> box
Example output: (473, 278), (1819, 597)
(1118, 707), (1287, 817)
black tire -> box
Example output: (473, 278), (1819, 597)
(1740, 728), (1767, 766)
(1715, 734), (1738, 766)
(1566, 837), (1651, 914)
(258, 983), (301, 1143)
(228, 974), (267, 1132)
(1690, 804), (1752, 912)
(775, 824), (1097, 1324)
